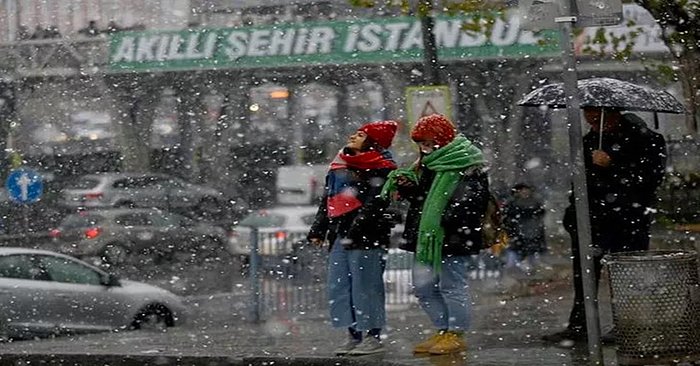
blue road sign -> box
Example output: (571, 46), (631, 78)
(6, 168), (43, 204)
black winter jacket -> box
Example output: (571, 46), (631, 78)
(307, 167), (394, 250)
(399, 166), (490, 256)
(564, 113), (667, 249)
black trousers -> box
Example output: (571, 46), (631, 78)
(565, 210), (651, 332)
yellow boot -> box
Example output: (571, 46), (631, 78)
(428, 331), (467, 355)
(413, 332), (445, 353)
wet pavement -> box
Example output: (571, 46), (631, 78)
(0, 253), (630, 365)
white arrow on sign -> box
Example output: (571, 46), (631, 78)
(18, 173), (31, 201)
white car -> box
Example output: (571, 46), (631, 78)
(227, 205), (318, 257)
(0, 248), (186, 340)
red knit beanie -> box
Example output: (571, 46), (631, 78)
(411, 114), (456, 147)
(358, 120), (398, 149)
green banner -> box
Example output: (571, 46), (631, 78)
(109, 12), (558, 72)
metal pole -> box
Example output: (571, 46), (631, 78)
(249, 227), (261, 323)
(557, 0), (603, 363)
(418, 0), (440, 85)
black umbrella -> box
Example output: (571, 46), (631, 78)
(517, 77), (686, 114)
(518, 77), (686, 148)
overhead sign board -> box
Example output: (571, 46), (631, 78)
(406, 86), (452, 127)
(109, 12), (559, 72)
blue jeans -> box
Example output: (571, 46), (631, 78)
(327, 240), (386, 331)
(412, 256), (471, 332)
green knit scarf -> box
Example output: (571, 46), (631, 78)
(382, 135), (485, 270)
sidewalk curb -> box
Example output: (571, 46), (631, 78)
(0, 353), (404, 366)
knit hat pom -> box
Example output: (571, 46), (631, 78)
(358, 120), (398, 149)
(411, 114), (456, 148)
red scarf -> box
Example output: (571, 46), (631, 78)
(325, 149), (396, 218)
(330, 150), (397, 171)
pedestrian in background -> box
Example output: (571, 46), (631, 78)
(502, 183), (546, 273)
(307, 120), (398, 356)
(382, 114), (489, 355)
(542, 107), (666, 345)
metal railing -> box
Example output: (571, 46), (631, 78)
(246, 228), (505, 321)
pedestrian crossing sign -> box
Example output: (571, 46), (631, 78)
(406, 85), (452, 127)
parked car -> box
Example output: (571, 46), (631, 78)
(59, 173), (226, 217)
(226, 205), (319, 258)
(49, 208), (228, 265)
(0, 248), (186, 340)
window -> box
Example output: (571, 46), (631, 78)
(39, 256), (102, 285)
(239, 212), (286, 227)
(115, 213), (154, 227)
(113, 177), (155, 189)
(69, 178), (100, 190)
(60, 214), (104, 229)
(0, 255), (46, 280)
(301, 214), (316, 226)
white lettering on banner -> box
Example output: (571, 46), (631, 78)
(224, 31), (247, 60)
(156, 35), (169, 60)
(293, 28), (309, 55)
(167, 35), (186, 60)
(269, 28), (296, 55)
(185, 33), (205, 59)
(435, 20), (462, 48)
(248, 29), (271, 57)
(112, 12), (560, 66)
(113, 36), (136, 62)
(357, 23), (382, 52)
(385, 22), (410, 51)
(344, 25), (360, 52)
(491, 17), (521, 46)
(136, 36), (158, 61)
(459, 31), (487, 47)
(401, 21), (423, 50)
(306, 27), (335, 54)
(203, 33), (217, 58)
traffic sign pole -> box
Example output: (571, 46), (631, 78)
(557, 0), (604, 363)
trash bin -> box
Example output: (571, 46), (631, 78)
(603, 250), (700, 365)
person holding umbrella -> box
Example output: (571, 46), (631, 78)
(542, 106), (667, 345)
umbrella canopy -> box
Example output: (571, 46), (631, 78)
(517, 77), (686, 114)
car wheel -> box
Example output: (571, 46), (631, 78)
(102, 243), (129, 265)
(131, 304), (174, 331)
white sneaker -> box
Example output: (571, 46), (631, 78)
(347, 337), (385, 355)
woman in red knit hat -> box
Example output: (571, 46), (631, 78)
(382, 114), (490, 355)
(308, 120), (398, 356)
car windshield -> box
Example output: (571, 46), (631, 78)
(239, 212), (286, 227)
(68, 178), (101, 190)
(60, 214), (104, 228)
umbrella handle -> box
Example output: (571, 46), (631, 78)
(599, 108), (605, 150)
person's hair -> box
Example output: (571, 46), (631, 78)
(361, 136), (383, 152)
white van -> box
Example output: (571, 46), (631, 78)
(276, 165), (327, 205)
